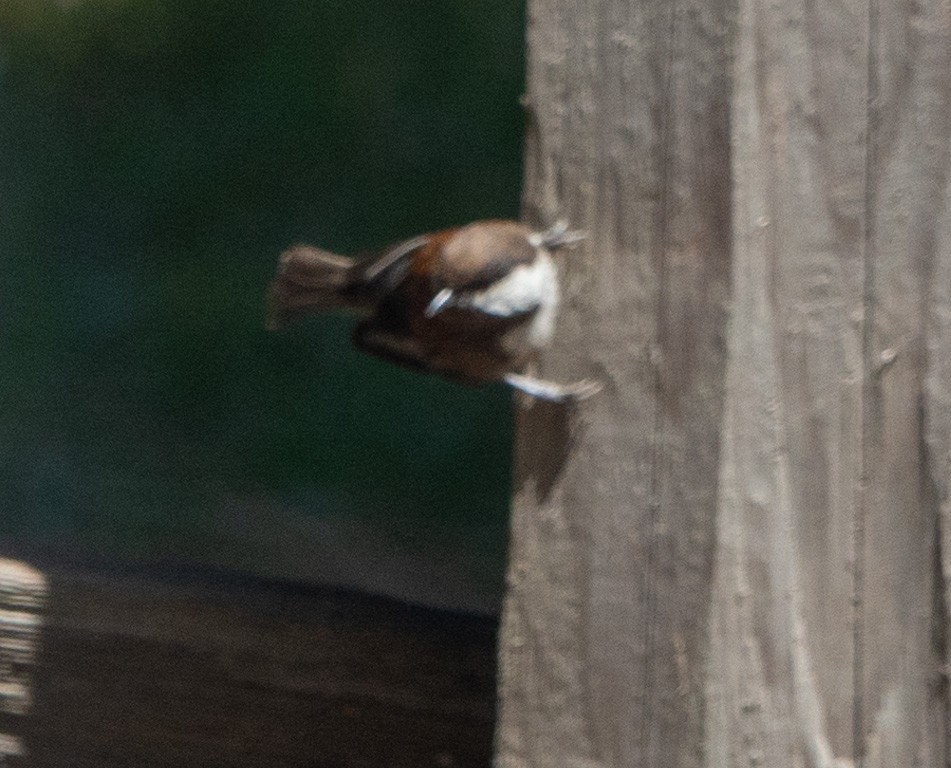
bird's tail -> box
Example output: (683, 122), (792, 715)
(266, 245), (358, 330)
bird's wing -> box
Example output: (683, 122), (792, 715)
(356, 235), (431, 285)
(351, 321), (432, 374)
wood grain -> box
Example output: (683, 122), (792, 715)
(497, 0), (951, 765)
(497, 0), (732, 765)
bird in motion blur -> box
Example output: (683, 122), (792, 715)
(266, 219), (599, 402)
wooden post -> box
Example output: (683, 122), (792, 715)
(495, 0), (951, 765)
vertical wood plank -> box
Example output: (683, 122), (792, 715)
(708, 0), (951, 761)
(495, 0), (733, 765)
(925, 157), (951, 768)
(921, 5), (951, 766)
(710, 0), (868, 762)
(861, 0), (950, 763)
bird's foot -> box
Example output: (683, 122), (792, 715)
(528, 220), (586, 251)
(503, 372), (602, 403)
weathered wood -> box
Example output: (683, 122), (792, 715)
(497, 0), (951, 766)
(715, 0), (951, 761)
(0, 553), (496, 768)
(924, 22), (951, 767)
(711, 0), (869, 763)
(497, 0), (733, 765)
(859, 0), (951, 762)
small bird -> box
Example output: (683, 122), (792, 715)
(266, 219), (599, 402)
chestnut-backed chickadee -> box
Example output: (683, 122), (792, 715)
(266, 220), (599, 401)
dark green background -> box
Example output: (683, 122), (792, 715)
(0, 0), (524, 611)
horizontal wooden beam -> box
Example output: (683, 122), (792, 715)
(0, 550), (496, 767)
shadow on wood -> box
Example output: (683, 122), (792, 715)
(513, 400), (580, 504)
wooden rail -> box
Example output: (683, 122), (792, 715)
(0, 552), (496, 767)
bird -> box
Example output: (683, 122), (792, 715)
(266, 219), (600, 402)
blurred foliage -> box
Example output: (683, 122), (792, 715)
(0, 0), (524, 596)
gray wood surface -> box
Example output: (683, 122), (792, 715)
(496, 0), (951, 765)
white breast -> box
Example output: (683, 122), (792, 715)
(468, 252), (559, 348)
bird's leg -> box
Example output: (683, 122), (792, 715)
(502, 372), (602, 403)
